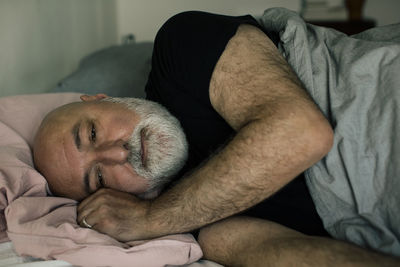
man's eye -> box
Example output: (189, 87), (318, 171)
(97, 169), (105, 188)
(90, 124), (96, 142)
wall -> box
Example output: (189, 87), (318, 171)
(115, 0), (400, 43)
(364, 0), (400, 26)
(115, 0), (302, 42)
(1, 0), (398, 98)
(0, 0), (118, 97)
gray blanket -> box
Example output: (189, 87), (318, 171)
(260, 8), (400, 256)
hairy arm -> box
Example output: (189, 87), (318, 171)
(77, 24), (333, 241)
(145, 24), (333, 237)
(198, 216), (400, 267)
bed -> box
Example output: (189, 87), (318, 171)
(1, 7), (400, 266)
(0, 242), (220, 267)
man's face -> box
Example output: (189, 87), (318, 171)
(33, 97), (188, 201)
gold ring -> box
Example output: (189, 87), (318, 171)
(82, 217), (92, 229)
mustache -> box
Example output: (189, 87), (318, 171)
(102, 96), (189, 193)
(126, 126), (147, 171)
(126, 126), (145, 171)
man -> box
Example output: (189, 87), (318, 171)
(34, 11), (400, 266)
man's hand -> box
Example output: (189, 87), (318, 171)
(77, 188), (153, 242)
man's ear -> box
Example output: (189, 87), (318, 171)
(80, 93), (108, 102)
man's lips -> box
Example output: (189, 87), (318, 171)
(140, 129), (147, 168)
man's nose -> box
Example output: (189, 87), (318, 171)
(95, 141), (129, 164)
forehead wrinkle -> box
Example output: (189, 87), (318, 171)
(57, 134), (73, 189)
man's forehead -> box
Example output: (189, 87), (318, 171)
(42, 134), (87, 200)
(47, 102), (87, 120)
(35, 103), (89, 199)
(60, 128), (88, 199)
(46, 100), (126, 122)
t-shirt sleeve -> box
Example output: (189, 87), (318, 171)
(146, 11), (277, 107)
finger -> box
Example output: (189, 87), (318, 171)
(77, 200), (94, 223)
(77, 204), (91, 227)
(78, 206), (109, 233)
(77, 205), (92, 225)
(78, 188), (110, 213)
(77, 189), (115, 225)
(77, 196), (101, 223)
(79, 215), (94, 229)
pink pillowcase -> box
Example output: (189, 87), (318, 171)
(0, 93), (82, 241)
(0, 93), (202, 267)
(0, 93), (82, 148)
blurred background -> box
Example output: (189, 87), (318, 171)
(0, 0), (399, 97)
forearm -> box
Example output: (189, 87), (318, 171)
(147, 106), (332, 237)
(198, 217), (400, 267)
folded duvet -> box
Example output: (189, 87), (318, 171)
(260, 8), (400, 256)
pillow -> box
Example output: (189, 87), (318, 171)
(53, 42), (154, 98)
(0, 93), (81, 148)
(0, 93), (81, 243)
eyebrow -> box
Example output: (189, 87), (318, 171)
(71, 120), (91, 195)
(72, 121), (81, 151)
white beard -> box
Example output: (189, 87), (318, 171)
(103, 97), (188, 195)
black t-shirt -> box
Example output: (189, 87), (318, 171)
(145, 11), (328, 236)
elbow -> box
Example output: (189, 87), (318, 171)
(323, 125), (334, 155)
(307, 118), (334, 163)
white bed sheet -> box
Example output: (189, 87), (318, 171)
(0, 241), (223, 267)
